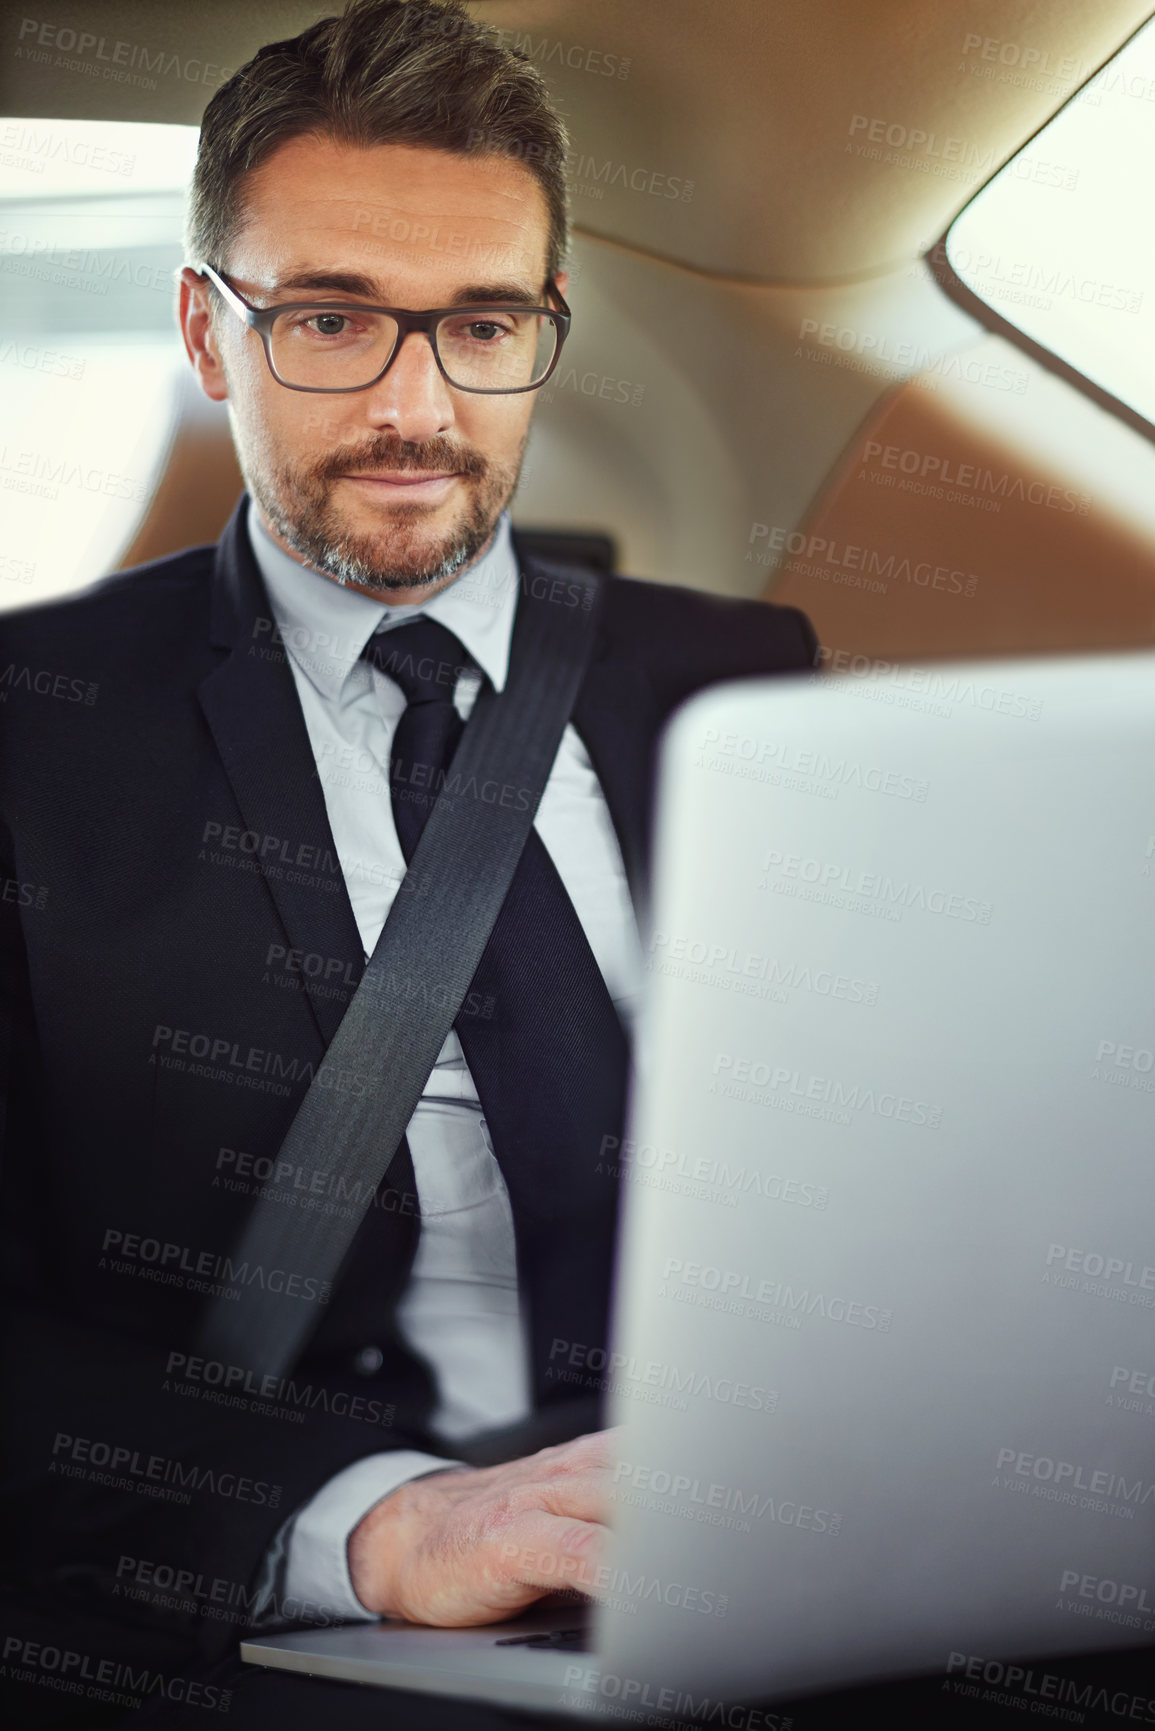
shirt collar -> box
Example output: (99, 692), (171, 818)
(246, 497), (519, 702)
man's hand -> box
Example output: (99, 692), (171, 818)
(347, 1427), (621, 1625)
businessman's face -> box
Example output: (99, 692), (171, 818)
(180, 136), (565, 601)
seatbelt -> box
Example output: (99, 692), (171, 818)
(196, 558), (604, 1381)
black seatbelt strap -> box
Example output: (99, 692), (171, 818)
(196, 560), (604, 1381)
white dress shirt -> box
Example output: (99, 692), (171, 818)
(246, 500), (644, 1620)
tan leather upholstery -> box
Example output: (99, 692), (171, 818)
(4, 0), (1152, 653)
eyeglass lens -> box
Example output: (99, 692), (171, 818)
(268, 306), (560, 390)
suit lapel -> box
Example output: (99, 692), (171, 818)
(197, 498), (364, 1046)
(571, 649), (661, 932)
(512, 535), (662, 931)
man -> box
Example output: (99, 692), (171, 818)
(0, 1), (817, 1724)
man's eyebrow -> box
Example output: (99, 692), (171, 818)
(447, 282), (541, 307)
(270, 270), (544, 306)
(272, 269), (381, 298)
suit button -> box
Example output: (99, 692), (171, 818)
(353, 1346), (383, 1376)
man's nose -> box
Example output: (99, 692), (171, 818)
(363, 329), (455, 443)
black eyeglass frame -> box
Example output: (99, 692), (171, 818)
(194, 261), (572, 396)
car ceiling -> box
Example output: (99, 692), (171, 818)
(5, 0), (1150, 281)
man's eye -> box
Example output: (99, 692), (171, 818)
(304, 312), (351, 336)
(277, 310), (363, 338)
(452, 319), (510, 343)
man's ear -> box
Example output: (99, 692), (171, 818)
(553, 269), (569, 301)
(177, 266), (229, 404)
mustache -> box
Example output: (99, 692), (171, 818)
(314, 437), (487, 482)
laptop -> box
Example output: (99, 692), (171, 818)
(242, 650), (1155, 1719)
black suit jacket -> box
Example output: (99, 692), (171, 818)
(0, 495), (817, 1672)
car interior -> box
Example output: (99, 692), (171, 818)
(4, 0), (1155, 664)
(3, 0), (1154, 1721)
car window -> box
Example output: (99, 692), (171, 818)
(0, 120), (198, 606)
(946, 18), (1155, 427)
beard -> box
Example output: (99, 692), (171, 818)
(243, 429), (526, 595)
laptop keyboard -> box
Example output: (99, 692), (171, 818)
(493, 1627), (590, 1651)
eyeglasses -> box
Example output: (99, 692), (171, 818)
(195, 262), (571, 395)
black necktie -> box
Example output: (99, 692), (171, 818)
(363, 613), (631, 1409)
(364, 615), (478, 858)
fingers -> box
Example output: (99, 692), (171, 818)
(508, 1469), (608, 1528)
(490, 1508), (610, 1600)
(529, 1424), (624, 1475)
(498, 1426), (624, 1524)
